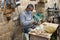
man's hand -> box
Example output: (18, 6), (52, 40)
(31, 19), (35, 23)
(31, 19), (38, 25)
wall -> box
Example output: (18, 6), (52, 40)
(15, 0), (59, 16)
(15, 0), (39, 15)
(45, 0), (58, 9)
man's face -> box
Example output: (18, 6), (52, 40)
(28, 6), (34, 11)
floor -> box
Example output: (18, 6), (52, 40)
(0, 20), (22, 40)
(0, 21), (59, 40)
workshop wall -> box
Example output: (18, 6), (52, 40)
(15, 0), (59, 15)
(15, 0), (39, 15)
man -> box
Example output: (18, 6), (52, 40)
(20, 4), (36, 40)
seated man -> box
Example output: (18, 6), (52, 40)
(20, 4), (36, 40)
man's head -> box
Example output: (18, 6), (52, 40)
(26, 4), (34, 11)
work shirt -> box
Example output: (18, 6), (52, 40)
(20, 10), (35, 33)
(20, 10), (35, 27)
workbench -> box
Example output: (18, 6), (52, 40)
(29, 22), (59, 40)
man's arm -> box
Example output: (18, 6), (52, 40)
(20, 12), (32, 26)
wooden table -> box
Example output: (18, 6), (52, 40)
(29, 22), (59, 40)
(29, 32), (51, 40)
